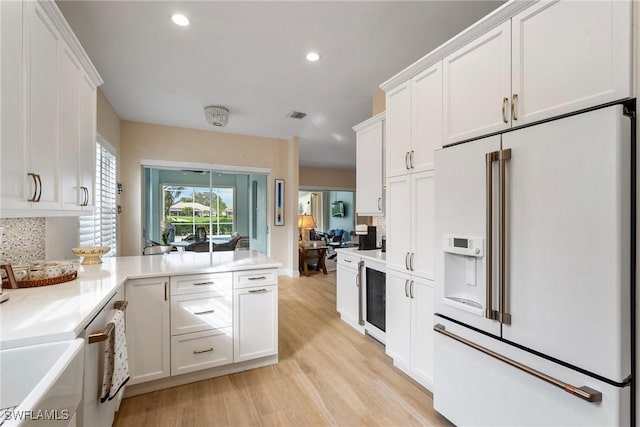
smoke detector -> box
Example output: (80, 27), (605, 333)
(204, 106), (229, 127)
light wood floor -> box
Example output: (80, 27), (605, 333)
(113, 272), (448, 426)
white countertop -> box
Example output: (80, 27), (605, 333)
(0, 251), (280, 349)
(336, 247), (386, 264)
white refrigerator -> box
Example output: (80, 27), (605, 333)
(433, 104), (634, 425)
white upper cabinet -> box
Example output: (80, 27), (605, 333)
(511, 0), (632, 125)
(442, 0), (631, 145)
(443, 21), (512, 145)
(385, 81), (412, 178)
(354, 113), (384, 216)
(27, 1), (61, 210)
(411, 62), (442, 172)
(0, 0), (102, 217)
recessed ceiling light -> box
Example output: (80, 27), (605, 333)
(171, 13), (190, 26)
(306, 52), (320, 62)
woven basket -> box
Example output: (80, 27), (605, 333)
(2, 271), (77, 289)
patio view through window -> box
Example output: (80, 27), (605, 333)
(162, 185), (234, 241)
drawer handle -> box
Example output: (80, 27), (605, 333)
(193, 347), (214, 354)
(194, 309), (215, 315)
(344, 259), (352, 263)
(248, 276), (267, 281)
(88, 300), (128, 344)
(248, 288), (268, 293)
(194, 281), (215, 286)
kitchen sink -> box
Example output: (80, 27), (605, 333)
(0, 339), (84, 426)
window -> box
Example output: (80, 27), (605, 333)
(162, 184), (234, 241)
(79, 140), (117, 255)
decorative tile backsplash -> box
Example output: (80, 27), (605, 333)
(0, 218), (46, 264)
(374, 216), (386, 246)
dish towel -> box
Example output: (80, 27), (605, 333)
(101, 309), (130, 403)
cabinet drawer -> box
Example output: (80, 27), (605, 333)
(337, 252), (360, 266)
(171, 272), (232, 295)
(171, 328), (233, 376)
(171, 292), (232, 335)
(234, 268), (277, 289)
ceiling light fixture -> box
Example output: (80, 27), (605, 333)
(306, 52), (320, 62)
(204, 106), (229, 127)
(171, 13), (190, 26)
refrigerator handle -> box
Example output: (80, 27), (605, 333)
(433, 324), (602, 403)
(357, 260), (365, 326)
(499, 148), (512, 325)
(485, 151), (499, 320)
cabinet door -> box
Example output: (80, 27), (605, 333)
(1, 0), (30, 211)
(26, 2), (61, 209)
(59, 43), (81, 210)
(443, 21), (511, 144)
(385, 175), (411, 273)
(410, 170), (435, 280)
(125, 277), (170, 385)
(233, 285), (278, 362)
(411, 62), (442, 171)
(410, 277), (435, 390)
(511, 0), (631, 126)
(79, 73), (97, 210)
(385, 269), (411, 372)
(385, 81), (412, 178)
(356, 120), (383, 215)
(336, 261), (361, 331)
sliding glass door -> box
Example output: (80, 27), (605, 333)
(143, 167), (268, 254)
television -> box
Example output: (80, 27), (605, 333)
(331, 201), (345, 217)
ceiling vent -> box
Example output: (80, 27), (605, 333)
(287, 111), (307, 119)
(204, 106), (229, 127)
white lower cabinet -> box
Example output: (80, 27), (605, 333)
(126, 268), (278, 388)
(233, 285), (278, 362)
(386, 269), (435, 390)
(125, 277), (170, 385)
(336, 252), (363, 332)
(171, 328), (233, 376)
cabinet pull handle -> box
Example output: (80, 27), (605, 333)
(193, 347), (214, 354)
(164, 281), (168, 301)
(344, 259), (352, 263)
(27, 173), (38, 201)
(501, 97), (509, 124)
(405, 152), (410, 170)
(410, 150), (415, 169)
(193, 281), (215, 286)
(404, 279), (409, 298)
(410, 253), (414, 271)
(434, 324), (602, 403)
(410, 280), (414, 299)
(511, 93), (518, 121)
(194, 309), (214, 315)
(88, 300), (128, 344)
(356, 273), (360, 288)
(377, 197), (382, 211)
(248, 288), (268, 293)
(35, 174), (42, 202)
(248, 276), (267, 281)
(84, 187), (89, 206)
(405, 252), (410, 270)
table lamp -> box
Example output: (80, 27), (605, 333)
(298, 214), (317, 245)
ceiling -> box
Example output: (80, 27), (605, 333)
(57, 1), (504, 169)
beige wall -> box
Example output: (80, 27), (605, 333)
(97, 89), (121, 153)
(372, 89), (386, 115)
(299, 166), (355, 190)
(119, 121), (299, 275)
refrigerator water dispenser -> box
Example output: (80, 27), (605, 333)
(442, 236), (484, 315)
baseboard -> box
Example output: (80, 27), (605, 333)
(279, 268), (299, 277)
(123, 355), (278, 397)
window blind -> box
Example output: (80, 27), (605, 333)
(79, 141), (117, 256)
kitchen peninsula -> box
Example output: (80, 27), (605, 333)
(0, 250), (280, 425)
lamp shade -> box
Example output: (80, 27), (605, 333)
(297, 214), (317, 229)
